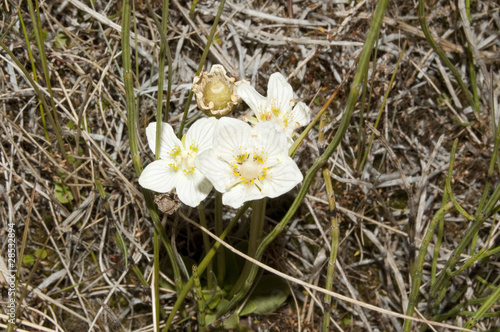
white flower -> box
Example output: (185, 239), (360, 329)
(138, 118), (216, 208)
(237, 72), (311, 143)
(195, 118), (303, 208)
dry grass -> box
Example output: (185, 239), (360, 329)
(1, 0), (500, 331)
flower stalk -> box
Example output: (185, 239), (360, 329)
(229, 199), (266, 297)
(215, 192), (226, 287)
(418, 0), (477, 112)
(198, 203), (214, 289)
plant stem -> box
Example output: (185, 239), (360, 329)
(26, 0), (67, 160)
(193, 265), (206, 332)
(177, 0), (226, 137)
(198, 204), (214, 289)
(462, 280), (500, 330)
(16, 5), (50, 143)
(321, 166), (339, 332)
(429, 177), (500, 314)
(146, 0), (173, 158)
(403, 201), (453, 331)
(215, 192), (226, 286)
(359, 43), (405, 171)
(229, 199), (266, 297)
(418, 0), (477, 112)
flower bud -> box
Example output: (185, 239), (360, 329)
(192, 65), (241, 118)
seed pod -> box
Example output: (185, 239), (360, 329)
(192, 65), (242, 118)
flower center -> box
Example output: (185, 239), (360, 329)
(168, 137), (199, 174)
(239, 158), (262, 180)
(229, 150), (270, 188)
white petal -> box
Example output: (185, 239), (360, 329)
(195, 150), (233, 193)
(291, 102), (311, 128)
(138, 160), (177, 193)
(237, 83), (267, 115)
(263, 158), (303, 198)
(185, 117), (217, 153)
(252, 122), (289, 160)
(223, 184), (264, 209)
(175, 170), (213, 207)
(212, 118), (252, 162)
(267, 73), (293, 110)
(146, 122), (181, 159)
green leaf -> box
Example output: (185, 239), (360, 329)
(23, 255), (35, 265)
(66, 119), (77, 130)
(35, 248), (48, 260)
(55, 181), (74, 204)
(239, 275), (290, 316)
(203, 287), (222, 310)
(54, 32), (68, 49)
(206, 299), (239, 329)
(342, 315), (352, 326)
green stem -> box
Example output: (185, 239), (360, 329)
(198, 204), (214, 289)
(357, 37), (379, 170)
(26, 0), (67, 160)
(215, 192), (226, 287)
(321, 167), (339, 332)
(189, 0), (199, 18)
(431, 191), (448, 285)
(229, 199), (266, 297)
(462, 280), (500, 330)
(16, 5), (50, 143)
(463, 0), (480, 113)
(217, 0), (390, 319)
(451, 245), (500, 278)
(177, 0), (226, 137)
(429, 183), (500, 313)
(153, 223), (161, 325)
(403, 201), (454, 331)
(146, 0), (173, 159)
(193, 265), (206, 332)
(418, 0), (477, 112)
(359, 43), (405, 171)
